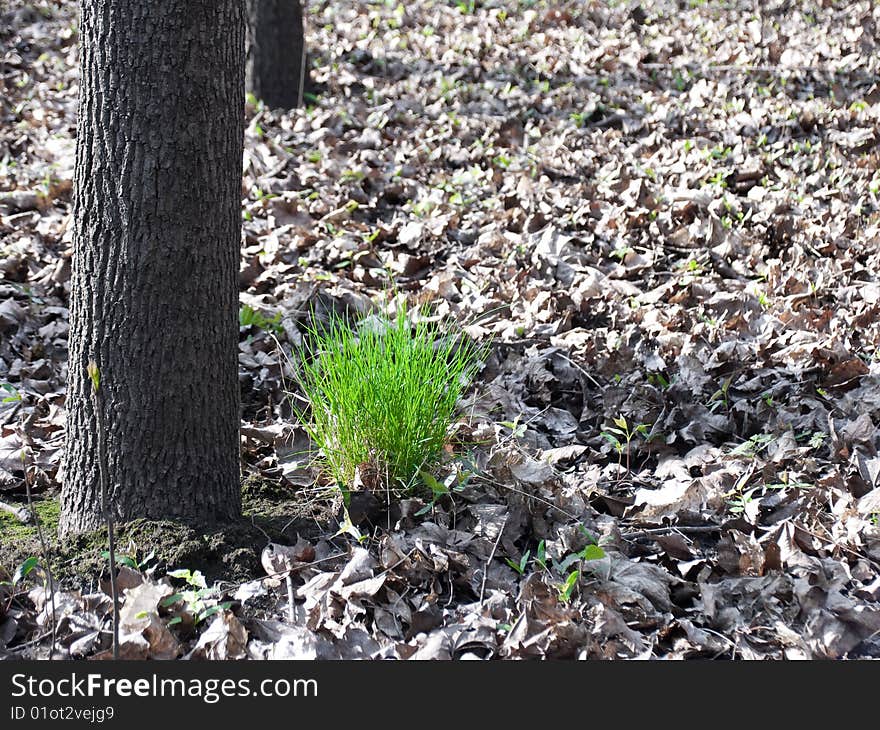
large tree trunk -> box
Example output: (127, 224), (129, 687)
(246, 0), (307, 109)
(60, 0), (246, 535)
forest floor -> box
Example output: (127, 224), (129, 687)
(2, 0), (880, 659)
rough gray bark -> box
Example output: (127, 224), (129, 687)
(246, 0), (307, 109)
(60, 0), (246, 535)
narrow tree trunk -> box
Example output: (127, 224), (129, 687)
(246, 0), (307, 109)
(60, 0), (246, 535)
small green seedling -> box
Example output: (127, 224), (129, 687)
(102, 550), (155, 572)
(557, 570), (579, 603)
(729, 433), (774, 457)
(551, 530), (607, 576)
(0, 555), (40, 614)
(334, 508), (368, 544)
(415, 470), (468, 516)
(580, 544), (606, 561)
(506, 551), (531, 576)
(12, 556), (40, 586)
(423, 470), (451, 496)
(1, 383), (21, 403)
(601, 416), (650, 473)
(533, 540), (548, 571)
(499, 415), (527, 440)
(160, 569), (231, 626)
(648, 372), (670, 389)
(1, 557), (40, 614)
(239, 304), (283, 335)
(727, 487), (758, 515)
(708, 376), (733, 412)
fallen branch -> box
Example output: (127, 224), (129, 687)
(0, 499), (32, 524)
(621, 525), (723, 542)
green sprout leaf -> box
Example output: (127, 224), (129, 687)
(534, 540), (547, 570)
(102, 551), (137, 570)
(160, 593), (185, 608)
(0, 383), (21, 403)
(581, 544), (606, 561)
(87, 361), (100, 392)
(420, 470), (450, 498)
(557, 570), (580, 603)
(13, 556), (39, 586)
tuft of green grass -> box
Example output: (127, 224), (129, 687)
(294, 302), (484, 499)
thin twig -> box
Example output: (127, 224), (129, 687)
(479, 514), (508, 604)
(375, 548), (416, 579)
(479, 476), (581, 522)
(261, 551), (348, 582)
(9, 630), (54, 654)
(621, 525), (722, 542)
(800, 521), (880, 573)
(19, 428), (56, 660)
(89, 361), (119, 660)
(250, 515), (272, 543)
(552, 351), (602, 389)
(213, 550), (351, 594)
(296, 21), (307, 109)
(284, 574), (295, 623)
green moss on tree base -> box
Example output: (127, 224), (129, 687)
(0, 479), (331, 586)
(0, 497), (60, 541)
